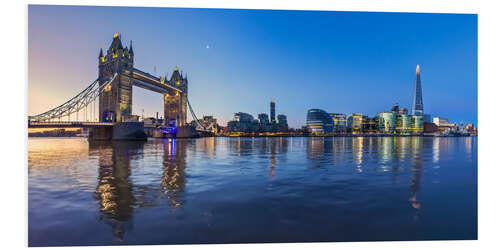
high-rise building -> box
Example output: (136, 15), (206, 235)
(412, 64), (424, 116)
(270, 100), (276, 124)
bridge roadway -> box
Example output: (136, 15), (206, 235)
(28, 121), (115, 128)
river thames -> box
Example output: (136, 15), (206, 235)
(28, 136), (477, 246)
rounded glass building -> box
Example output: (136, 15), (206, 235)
(306, 109), (334, 134)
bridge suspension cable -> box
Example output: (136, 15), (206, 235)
(186, 98), (207, 131)
(28, 73), (118, 122)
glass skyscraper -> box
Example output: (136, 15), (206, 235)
(270, 100), (276, 124)
(412, 64), (424, 116)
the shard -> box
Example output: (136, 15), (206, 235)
(412, 64), (424, 116)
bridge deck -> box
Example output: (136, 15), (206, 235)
(28, 121), (116, 128)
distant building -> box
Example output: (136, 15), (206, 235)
(270, 100), (276, 124)
(258, 113), (270, 124)
(465, 124), (477, 136)
(424, 122), (439, 134)
(391, 103), (400, 113)
(227, 112), (257, 132)
(330, 113), (347, 133)
(307, 109), (333, 134)
(277, 114), (288, 132)
(398, 108), (409, 115)
(433, 117), (450, 126)
(234, 112), (254, 122)
(423, 114), (431, 122)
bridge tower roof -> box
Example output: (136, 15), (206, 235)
(109, 32), (123, 51)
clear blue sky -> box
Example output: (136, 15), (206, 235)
(28, 5), (477, 128)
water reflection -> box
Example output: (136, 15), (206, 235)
(91, 141), (144, 241)
(28, 137), (477, 245)
(161, 139), (187, 209)
(409, 137), (423, 220)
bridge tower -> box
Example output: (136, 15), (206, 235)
(164, 67), (188, 127)
(98, 33), (134, 123)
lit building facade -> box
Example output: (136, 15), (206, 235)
(411, 115), (424, 134)
(396, 114), (412, 134)
(433, 117), (450, 126)
(330, 113), (347, 133)
(377, 112), (397, 133)
(347, 113), (364, 133)
(306, 109), (333, 135)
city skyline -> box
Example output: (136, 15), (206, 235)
(28, 5), (477, 128)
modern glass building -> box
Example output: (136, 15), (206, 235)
(377, 112), (397, 133)
(411, 115), (424, 134)
(396, 114), (412, 135)
(347, 113), (364, 133)
(330, 113), (347, 133)
(306, 109), (333, 135)
(362, 117), (377, 133)
(234, 112), (254, 122)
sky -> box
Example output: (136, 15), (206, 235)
(28, 5), (477, 128)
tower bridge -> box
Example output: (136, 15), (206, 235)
(29, 33), (208, 140)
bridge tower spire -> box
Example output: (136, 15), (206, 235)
(98, 33), (134, 123)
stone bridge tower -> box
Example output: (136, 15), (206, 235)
(98, 33), (134, 123)
(163, 67), (188, 127)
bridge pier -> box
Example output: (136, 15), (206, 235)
(176, 126), (199, 138)
(88, 122), (147, 141)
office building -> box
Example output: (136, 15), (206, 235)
(330, 113), (347, 133)
(277, 114), (288, 132)
(433, 117), (450, 126)
(306, 109), (333, 134)
(396, 114), (412, 134)
(270, 100), (276, 124)
(258, 113), (270, 124)
(377, 112), (397, 133)
(411, 115), (424, 134)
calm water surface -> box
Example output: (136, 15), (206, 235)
(28, 137), (477, 246)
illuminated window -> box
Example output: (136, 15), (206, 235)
(176, 80), (180, 85)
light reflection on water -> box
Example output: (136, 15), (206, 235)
(28, 137), (477, 246)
